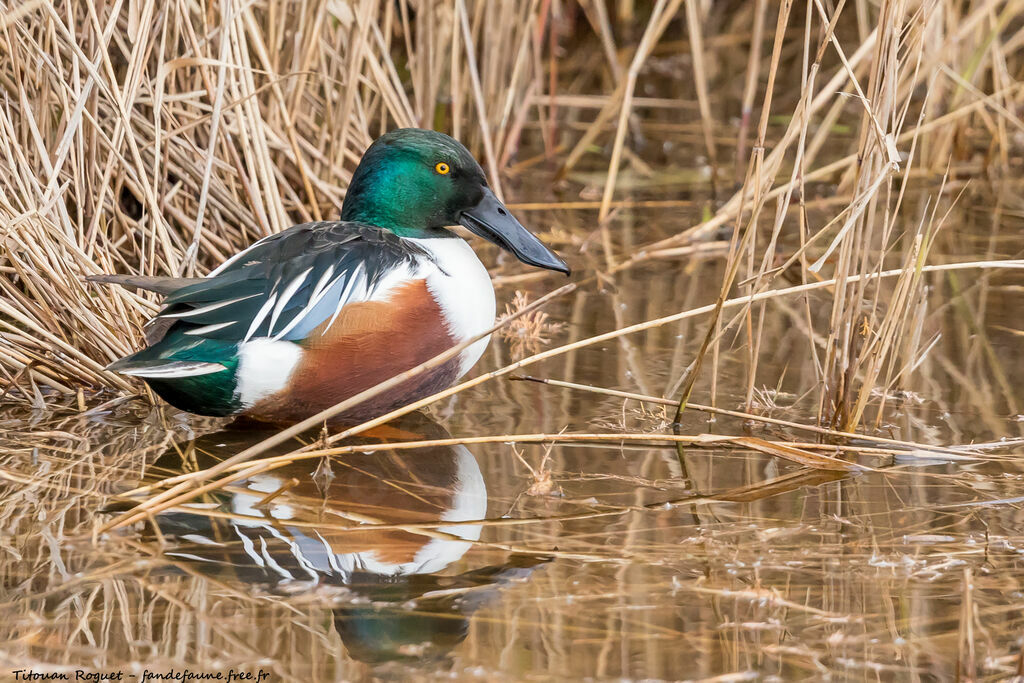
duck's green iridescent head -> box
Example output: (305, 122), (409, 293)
(341, 128), (569, 275)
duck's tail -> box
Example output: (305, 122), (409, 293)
(86, 273), (202, 296)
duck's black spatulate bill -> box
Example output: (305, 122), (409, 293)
(459, 188), (570, 275)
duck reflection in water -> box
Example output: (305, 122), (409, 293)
(146, 412), (546, 665)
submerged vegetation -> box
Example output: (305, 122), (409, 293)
(1, 0), (1023, 679)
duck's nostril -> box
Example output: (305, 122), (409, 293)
(497, 208), (506, 215)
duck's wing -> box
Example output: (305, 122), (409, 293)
(108, 223), (430, 374)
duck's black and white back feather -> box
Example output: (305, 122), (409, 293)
(151, 222), (432, 346)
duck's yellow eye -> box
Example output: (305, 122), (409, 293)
(435, 162), (450, 175)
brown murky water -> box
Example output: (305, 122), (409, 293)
(2, 175), (1023, 682)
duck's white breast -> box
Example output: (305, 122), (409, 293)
(407, 236), (496, 375)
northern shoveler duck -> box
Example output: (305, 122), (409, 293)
(91, 129), (569, 423)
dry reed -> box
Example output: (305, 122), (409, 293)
(0, 0), (1019, 432)
(1, 0), (1023, 678)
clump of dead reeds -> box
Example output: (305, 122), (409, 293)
(1, 0), (1021, 436)
(499, 290), (566, 359)
(0, 0), (542, 396)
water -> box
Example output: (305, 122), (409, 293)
(1, 182), (1023, 681)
